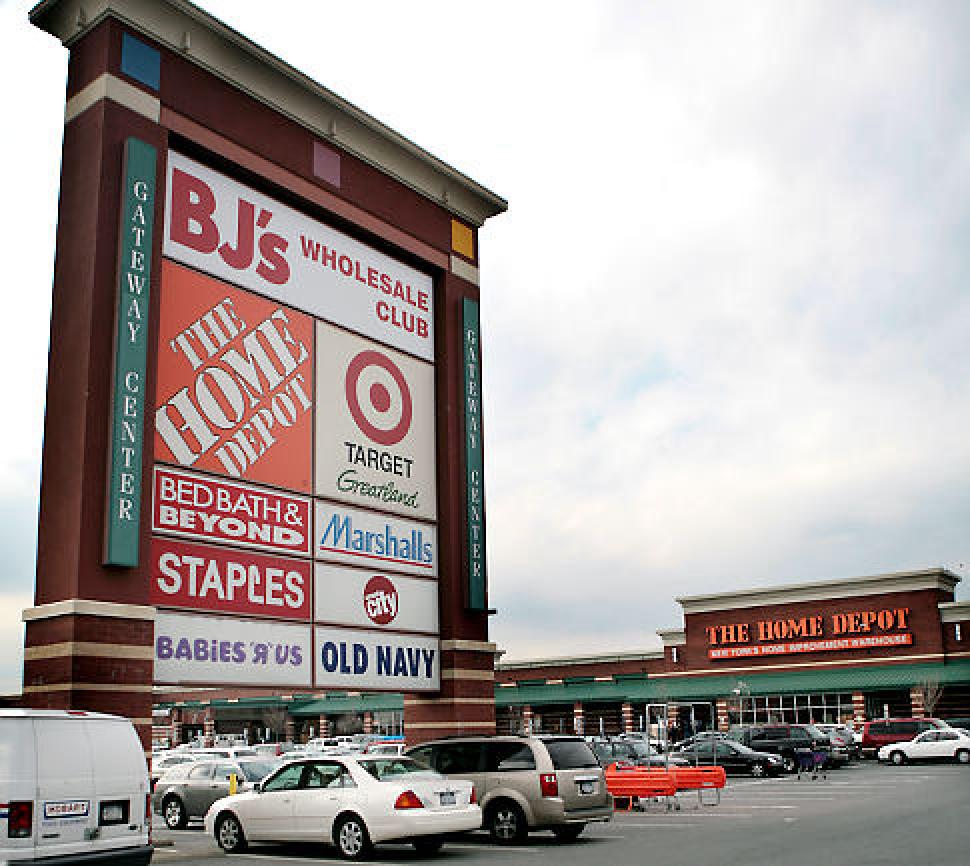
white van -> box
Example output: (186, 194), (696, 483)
(0, 709), (152, 866)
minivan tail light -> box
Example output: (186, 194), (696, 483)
(540, 773), (558, 798)
(394, 791), (424, 810)
(8, 801), (32, 838)
(145, 794), (152, 844)
(470, 786), (477, 805)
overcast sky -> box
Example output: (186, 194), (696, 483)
(1, 0), (969, 693)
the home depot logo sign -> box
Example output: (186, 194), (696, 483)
(154, 260), (313, 492)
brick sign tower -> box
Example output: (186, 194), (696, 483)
(24, 0), (506, 751)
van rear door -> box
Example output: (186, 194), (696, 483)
(88, 719), (149, 849)
(0, 718), (37, 861)
(35, 718), (96, 858)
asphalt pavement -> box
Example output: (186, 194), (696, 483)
(152, 760), (970, 866)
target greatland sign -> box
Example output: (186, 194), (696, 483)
(150, 149), (441, 691)
(315, 322), (436, 521)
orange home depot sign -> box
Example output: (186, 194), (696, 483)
(706, 607), (912, 660)
(154, 260), (313, 491)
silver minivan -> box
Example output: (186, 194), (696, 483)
(406, 735), (612, 843)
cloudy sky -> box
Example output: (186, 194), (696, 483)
(1, 0), (969, 692)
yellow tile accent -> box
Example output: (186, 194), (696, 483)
(451, 220), (475, 259)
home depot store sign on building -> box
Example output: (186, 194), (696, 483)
(707, 607), (914, 659)
(150, 153), (441, 690)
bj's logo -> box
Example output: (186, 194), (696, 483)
(169, 167), (290, 286)
(363, 575), (399, 625)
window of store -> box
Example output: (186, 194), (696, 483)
(728, 692), (855, 726)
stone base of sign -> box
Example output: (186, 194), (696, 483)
(21, 600), (155, 751)
(403, 643), (496, 743)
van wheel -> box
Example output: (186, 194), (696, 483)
(551, 823), (586, 842)
(751, 763), (766, 778)
(954, 749), (969, 764)
(216, 814), (247, 854)
(782, 755), (796, 773)
(488, 801), (527, 845)
(163, 796), (187, 830)
(334, 813), (372, 860)
(890, 751), (907, 766)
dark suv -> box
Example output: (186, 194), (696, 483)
(728, 724), (833, 772)
(406, 735), (612, 843)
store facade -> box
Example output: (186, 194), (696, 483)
(153, 568), (970, 744)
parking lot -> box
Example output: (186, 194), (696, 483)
(152, 760), (969, 866)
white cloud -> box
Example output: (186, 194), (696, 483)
(0, 1), (968, 673)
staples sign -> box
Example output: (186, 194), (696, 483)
(164, 151), (434, 361)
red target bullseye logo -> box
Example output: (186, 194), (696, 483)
(345, 350), (413, 446)
(363, 575), (399, 625)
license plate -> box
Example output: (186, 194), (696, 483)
(439, 791), (456, 806)
(579, 781), (595, 795)
(102, 805), (123, 822)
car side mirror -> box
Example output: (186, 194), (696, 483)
(253, 782), (262, 793)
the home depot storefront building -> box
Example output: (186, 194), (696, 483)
(154, 569), (970, 741)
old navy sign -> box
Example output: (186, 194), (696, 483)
(104, 138), (156, 566)
(315, 501), (437, 576)
(163, 151), (433, 361)
(315, 626), (439, 691)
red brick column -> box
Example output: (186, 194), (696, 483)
(404, 642), (496, 744)
(171, 707), (183, 746)
(573, 702), (585, 735)
(318, 715), (331, 738)
(852, 692), (866, 725)
(622, 702), (635, 733)
(716, 698), (730, 731)
(203, 709), (216, 745)
(22, 601), (155, 752)
(910, 686), (925, 718)
(521, 705), (533, 734)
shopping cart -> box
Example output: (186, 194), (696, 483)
(795, 747), (827, 780)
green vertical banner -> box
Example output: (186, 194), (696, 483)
(104, 138), (157, 566)
(463, 298), (487, 610)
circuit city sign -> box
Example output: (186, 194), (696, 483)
(706, 607), (913, 660)
(148, 148), (440, 691)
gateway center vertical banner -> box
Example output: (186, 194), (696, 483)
(105, 138), (156, 566)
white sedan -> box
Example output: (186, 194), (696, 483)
(204, 755), (480, 860)
(878, 728), (970, 765)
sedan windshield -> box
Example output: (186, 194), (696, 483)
(358, 758), (441, 781)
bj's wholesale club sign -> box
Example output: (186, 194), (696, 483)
(163, 151), (434, 361)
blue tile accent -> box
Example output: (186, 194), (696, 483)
(121, 32), (160, 92)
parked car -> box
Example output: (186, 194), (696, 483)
(878, 728), (970, 765)
(673, 739), (783, 777)
(153, 756), (282, 828)
(671, 732), (726, 751)
(204, 755), (480, 860)
(814, 724), (859, 759)
(0, 709), (151, 866)
(406, 735), (612, 843)
(151, 751), (200, 790)
(860, 718), (948, 757)
(588, 739), (687, 768)
(728, 724), (833, 772)
(192, 747), (260, 760)
(364, 742), (407, 757)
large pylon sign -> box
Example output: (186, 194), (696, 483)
(24, 0), (506, 749)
